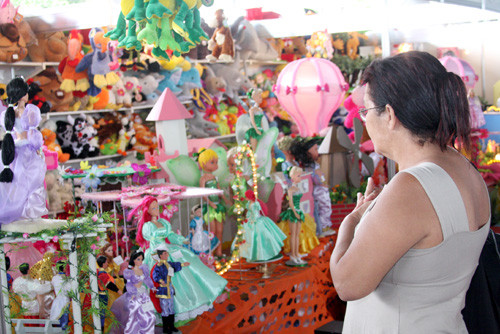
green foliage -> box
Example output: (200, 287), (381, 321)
(1, 212), (119, 333)
(330, 178), (368, 204)
(330, 54), (373, 76)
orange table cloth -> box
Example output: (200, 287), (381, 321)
(180, 236), (338, 334)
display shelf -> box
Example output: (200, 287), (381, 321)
(0, 61), (60, 81)
(65, 151), (135, 165)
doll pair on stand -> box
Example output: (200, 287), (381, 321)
(129, 196), (227, 323)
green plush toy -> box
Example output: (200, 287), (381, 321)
(106, 0), (213, 57)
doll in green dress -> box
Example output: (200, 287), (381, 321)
(245, 88), (265, 152)
(279, 166), (307, 265)
(198, 148), (229, 257)
(129, 196), (228, 322)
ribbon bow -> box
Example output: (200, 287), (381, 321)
(316, 84), (330, 92)
(286, 86), (297, 95)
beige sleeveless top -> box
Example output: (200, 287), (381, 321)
(343, 162), (490, 333)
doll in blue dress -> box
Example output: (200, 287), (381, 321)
(188, 204), (220, 254)
(130, 196), (227, 322)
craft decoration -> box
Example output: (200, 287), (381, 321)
(275, 57), (349, 137)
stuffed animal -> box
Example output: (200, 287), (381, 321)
(27, 78), (51, 114)
(177, 67), (202, 102)
(56, 116), (99, 159)
(110, 73), (131, 108)
(94, 112), (122, 146)
(28, 31), (67, 62)
(41, 128), (70, 163)
(122, 76), (144, 104)
(206, 9), (234, 62)
(58, 30), (90, 111)
(116, 114), (135, 155)
(75, 28), (119, 97)
(201, 65), (226, 99)
(209, 53), (253, 102)
(231, 17), (278, 62)
(130, 113), (156, 154)
(157, 68), (183, 95)
(45, 171), (62, 212)
(100, 138), (119, 155)
(281, 37), (307, 62)
(138, 73), (164, 103)
(32, 68), (74, 112)
(0, 23), (27, 62)
(186, 107), (219, 138)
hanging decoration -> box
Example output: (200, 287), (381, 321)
(274, 57), (349, 137)
(106, 0), (214, 59)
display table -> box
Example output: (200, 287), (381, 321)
(180, 236), (338, 334)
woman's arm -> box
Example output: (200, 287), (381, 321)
(330, 175), (433, 301)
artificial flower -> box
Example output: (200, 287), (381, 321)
(52, 236), (59, 243)
(80, 161), (91, 170)
(91, 244), (99, 250)
(23, 233), (29, 239)
(131, 163), (151, 185)
(92, 214), (98, 222)
(81, 165), (103, 190)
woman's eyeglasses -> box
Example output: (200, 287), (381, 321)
(358, 106), (385, 121)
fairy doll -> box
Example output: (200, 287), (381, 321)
(130, 196), (227, 322)
(245, 88), (265, 152)
(0, 77), (47, 224)
(279, 167), (307, 265)
(197, 148), (228, 257)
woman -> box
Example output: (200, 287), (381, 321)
(130, 196), (227, 322)
(330, 51), (490, 333)
(110, 251), (156, 334)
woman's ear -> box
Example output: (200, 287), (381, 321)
(386, 104), (397, 130)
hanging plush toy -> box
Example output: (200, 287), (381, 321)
(105, 0), (213, 59)
(75, 28), (119, 97)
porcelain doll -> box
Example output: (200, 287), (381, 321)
(188, 204), (220, 254)
(50, 261), (70, 330)
(151, 245), (189, 334)
(96, 255), (122, 331)
(198, 148), (228, 257)
(291, 137), (333, 236)
(233, 190), (286, 262)
(0, 77), (48, 224)
(110, 250), (156, 334)
(279, 167), (307, 265)
(130, 196), (227, 322)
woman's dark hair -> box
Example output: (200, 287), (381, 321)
(128, 250), (145, 267)
(97, 255), (108, 268)
(291, 137), (321, 168)
(19, 262), (29, 275)
(361, 51), (471, 152)
(6, 256), (10, 271)
(0, 77), (29, 182)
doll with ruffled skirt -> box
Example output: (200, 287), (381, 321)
(233, 190), (286, 262)
(0, 77), (48, 224)
(130, 196), (227, 322)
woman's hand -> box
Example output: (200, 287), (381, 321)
(350, 177), (383, 221)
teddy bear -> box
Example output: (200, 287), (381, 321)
(41, 128), (70, 163)
(27, 78), (51, 113)
(0, 23), (27, 62)
(28, 31), (68, 62)
(45, 171), (62, 212)
(206, 9), (234, 62)
(130, 113), (157, 154)
(32, 67), (74, 112)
